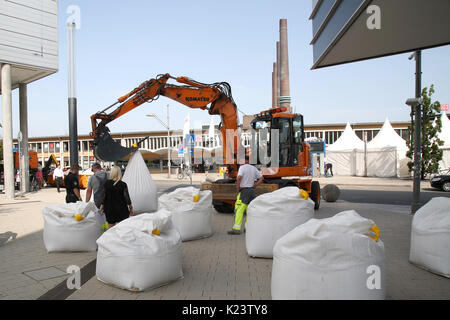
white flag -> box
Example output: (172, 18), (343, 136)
(208, 116), (215, 138)
(183, 112), (190, 138)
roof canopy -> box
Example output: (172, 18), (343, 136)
(310, 0), (450, 69)
(327, 123), (364, 151)
(367, 119), (407, 150)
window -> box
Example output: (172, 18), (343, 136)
(55, 143), (60, 153)
(355, 130), (363, 140)
(277, 118), (291, 166)
(63, 142), (69, 152)
(293, 118), (303, 144)
(372, 130), (380, 140)
(43, 143), (49, 153)
(49, 143), (55, 153)
(402, 129), (410, 141)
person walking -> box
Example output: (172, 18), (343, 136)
(100, 166), (134, 229)
(228, 157), (264, 235)
(64, 164), (82, 203)
(85, 163), (108, 209)
(36, 164), (44, 189)
(53, 165), (64, 193)
(325, 163), (334, 177)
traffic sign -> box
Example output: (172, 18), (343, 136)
(178, 144), (184, 158)
(186, 134), (195, 148)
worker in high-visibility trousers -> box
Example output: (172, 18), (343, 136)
(228, 157), (264, 235)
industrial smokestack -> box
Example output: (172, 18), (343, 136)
(276, 41), (281, 105)
(279, 19), (291, 112)
(272, 62), (278, 108)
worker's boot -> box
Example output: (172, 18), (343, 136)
(227, 229), (242, 235)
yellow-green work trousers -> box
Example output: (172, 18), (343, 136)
(232, 192), (248, 231)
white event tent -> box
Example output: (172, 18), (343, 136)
(326, 120), (411, 177)
(365, 119), (410, 178)
(326, 123), (364, 176)
(438, 113), (450, 171)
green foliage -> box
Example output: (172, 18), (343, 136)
(406, 85), (444, 179)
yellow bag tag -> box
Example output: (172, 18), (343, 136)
(369, 225), (380, 242)
(193, 190), (200, 203)
(299, 189), (309, 200)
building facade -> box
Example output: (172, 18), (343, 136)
(14, 120), (413, 170)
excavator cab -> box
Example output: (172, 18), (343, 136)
(250, 107), (306, 171)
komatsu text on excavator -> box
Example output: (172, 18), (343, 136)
(90, 74), (320, 211)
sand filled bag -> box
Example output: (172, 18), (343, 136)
(272, 210), (386, 300)
(122, 151), (158, 214)
(159, 186), (213, 241)
(246, 187), (314, 258)
(43, 202), (102, 253)
(410, 197), (450, 277)
(96, 210), (183, 292)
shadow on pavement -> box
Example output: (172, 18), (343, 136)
(339, 188), (450, 206)
(0, 232), (17, 246)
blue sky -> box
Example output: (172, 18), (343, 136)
(3, 0), (450, 137)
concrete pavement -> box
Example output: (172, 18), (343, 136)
(152, 172), (432, 189)
(1, 180), (449, 300)
(0, 189), (96, 300)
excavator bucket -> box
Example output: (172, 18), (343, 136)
(93, 127), (137, 162)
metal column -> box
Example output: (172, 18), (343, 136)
(411, 50), (422, 214)
(167, 104), (171, 178)
(19, 83), (30, 192)
(67, 22), (78, 166)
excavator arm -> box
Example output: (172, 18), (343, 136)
(90, 74), (240, 175)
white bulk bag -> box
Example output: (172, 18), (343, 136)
(96, 210), (183, 291)
(43, 202), (102, 253)
(246, 187), (314, 258)
(122, 151), (158, 214)
(159, 187), (213, 241)
(410, 197), (450, 277)
(272, 210), (386, 300)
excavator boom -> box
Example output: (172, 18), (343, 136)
(90, 74), (239, 175)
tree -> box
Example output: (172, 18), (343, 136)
(406, 85), (444, 179)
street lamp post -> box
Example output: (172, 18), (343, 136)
(406, 97), (424, 214)
(166, 104), (171, 179)
(147, 105), (171, 178)
(408, 50), (422, 214)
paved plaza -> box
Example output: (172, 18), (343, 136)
(0, 179), (449, 300)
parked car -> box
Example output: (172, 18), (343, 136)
(430, 169), (450, 192)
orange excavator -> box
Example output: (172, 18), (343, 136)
(90, 74), (320, 212)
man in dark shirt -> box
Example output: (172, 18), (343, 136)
(64, 164), (82, 203)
